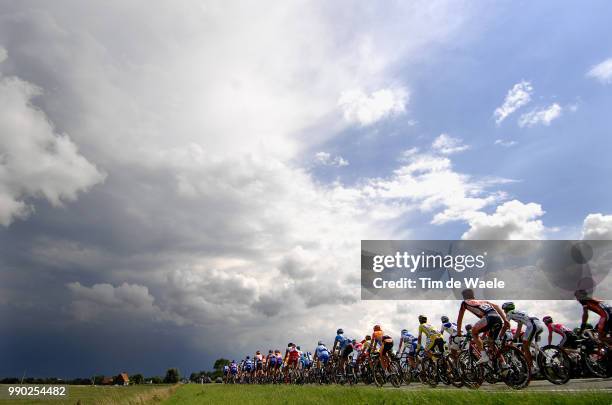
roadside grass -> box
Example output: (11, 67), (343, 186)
(164, 384), (612, 405)
(0, 384), (178, 405)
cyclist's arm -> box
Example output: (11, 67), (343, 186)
(417, 328), (422, 348)
(580, 306), (589, 331)
(398, 339), (404, 354)
(456, 305), (466, 336)
(332, 340), (337, 354)
(515, 322), (523, 341)
(547, 327), (552, 346)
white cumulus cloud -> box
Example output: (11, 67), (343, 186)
(432, 134), (470, 155)
(582, 213), (612, 239)
(338, 87), (408, 126)
(587, 58), (612, 84)
(462, 200), (546, 240)
(494, 80), (533, 125)
(518, 103), (562, 128)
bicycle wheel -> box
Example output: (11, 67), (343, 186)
(422, 357), (438, 388)
(399, 359), (412, 385)
(369, 357), (386, 387)
(501, 346), (530, 389)
(446, 355), (464, 388)
(387, 361), (402, 388)
(458, 350), (483, 389)
(437, 357), (451, 385)
(583, 345), (608, 378)
(539, 345), (571, 385)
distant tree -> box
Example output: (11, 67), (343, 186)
(163, 368), (180, 384)
(213, 358), (230, 371)
(131, 374), (144, 384)
(94, 375), (105, 385)
(149, 376), (163, 384)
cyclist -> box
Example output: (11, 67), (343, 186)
(456, 288), (511, 365)
(229, 360), (238, 380)
(575, 289), (611, 341)
(543, 316), (578, 349)
(300, 348), (312, 370)
(502, 302), (544, 373)
(274, 349), (283, 376)
(333, 328), (354, 372)
(358, 335), (372, 365)
(254, 350), (264, 378)
(417, 315), (445, 357)
(266, 350), (276, 377)
(397, 329), (418, 369)
(243, 356), (254, 378)
(222, 364), (229, 382)
(380, 334), (395, 371)
(440, 316), (460, 356)
(314, 340), (331, 367)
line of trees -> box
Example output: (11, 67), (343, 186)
(1, 360), (230, 385)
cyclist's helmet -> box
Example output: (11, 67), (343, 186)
(268, 350), (273, 354)
(401, 329), (408, 334)
(440, 315), (449, 323)
(337, 328), (344, 334)
(373, 324), (381, 331)
(502, 302), (515, 312)
(297, 346), (301, 350)
(246, 356), (250, 359)
(352, 339), (357, 344)
(542, 316), (553, 324)
(256, 350), (260, 354)
(288, 342), (294, 347)
(365, 335), (371, 340)
(317, 340), (324, 346)
(584, 322), (594, 329)
(418, 315), (427, 324)
(574, 289), (588, 300)
(465, 324), (472, 331)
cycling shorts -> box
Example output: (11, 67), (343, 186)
(381, 341), (394, 355)
(524, 318), (544, 344)
(560, 332), (578, 349)
(341, 343), (354, 359)
(319, 352), (330, 363)
(426, 337), (445, 354)
(475, 313), (502, 339)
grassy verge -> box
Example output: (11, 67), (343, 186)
(164, 384), (612, 405)
(0, 384), (178, 405)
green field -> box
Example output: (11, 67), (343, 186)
(164, 384), (612, 405)
(0, 384), (177, 405)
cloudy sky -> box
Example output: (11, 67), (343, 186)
(1, 1), (612, 378)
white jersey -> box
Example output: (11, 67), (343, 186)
(507, 309), (534, 326)
(441, 321), (458, 336)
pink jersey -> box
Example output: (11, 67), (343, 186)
(547, 323), (571, 337)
